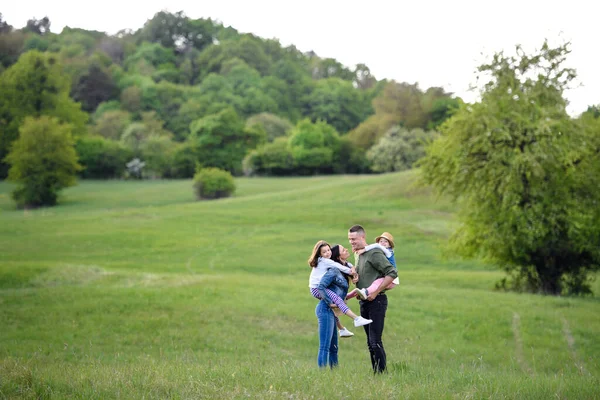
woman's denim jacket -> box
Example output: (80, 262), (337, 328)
(317, 266), (350, 306)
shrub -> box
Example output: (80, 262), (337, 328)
(193, 167), (235, 200)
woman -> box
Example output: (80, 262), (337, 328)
(315, 244), (359, 368)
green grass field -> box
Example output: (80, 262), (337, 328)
(1, 171), (599, 399)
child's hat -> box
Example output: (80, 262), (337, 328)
(375, 232), (395, 248)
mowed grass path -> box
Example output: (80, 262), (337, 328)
(1, 171), (599, 399)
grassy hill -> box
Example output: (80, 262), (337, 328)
(1, 171), (598, 399)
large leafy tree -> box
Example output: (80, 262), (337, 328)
(188, 108), (264, 175)
(5, 116), (81, 208)
(0, 51), (88, 178)
(419, 41), (600, 295)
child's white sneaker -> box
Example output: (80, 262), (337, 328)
(339, 327), (354, 338)
(356, 288), (368, 300)
(353, 316), (373, 327)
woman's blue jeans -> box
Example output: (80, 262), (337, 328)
(315, 300), (338, 368)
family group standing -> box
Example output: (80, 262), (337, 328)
(308, 224), (398, 373)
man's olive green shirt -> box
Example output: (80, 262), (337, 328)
(356, 248), (398, 289)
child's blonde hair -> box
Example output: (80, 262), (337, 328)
(308, 240), (330, 268)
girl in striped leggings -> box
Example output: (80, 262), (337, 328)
(308, 240), (373, 329)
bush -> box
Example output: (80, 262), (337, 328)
(5, 116), (81, 208)
(367, 126), (437, 173)
(75, 136), (132, 179)
(193, 167), (235, 200)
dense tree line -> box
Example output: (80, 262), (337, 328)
(0, 11), (459, 181)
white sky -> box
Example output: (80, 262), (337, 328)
(3, 0), (598, 115)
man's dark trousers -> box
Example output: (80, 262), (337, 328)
(360, 293), (388, 373)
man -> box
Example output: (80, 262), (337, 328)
(348, 224), (397, 373)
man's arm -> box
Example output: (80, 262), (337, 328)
(367, 275), (395, 301)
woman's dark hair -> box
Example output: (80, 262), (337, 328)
(331, 244), (351, 282)
(330, 244), (342, 264)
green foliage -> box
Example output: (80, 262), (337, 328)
(75, 135), (132, 179)
(193, 167), (236, 200)
(120, 111), (172, 156)
(92, 100), (121, 120)
(138, 80), (186, 134)
(583, 105), (600, 118)
(4, 116), (81, 208)
(333, 136), (371, 174)
(0, 50), (88, 177)
(23, 35), (50, 52)
(367, 126), (438, 173)
(243, 137), (295, 176)
(303, 77), (372, 133)
(245, 112), (293, 142)
(124, 42), (176, 74)
(138, 11), (216, 52)
(309, 57), (355, 80)
(288, 119), (340, 174)
(0, 11), (461, 180)
(244, 119), (368, 176)
(140, 134), (177, 178)
(167, 142), (197, 178)
(0, 30), (26, 69)
(189, 108), (261, 175)
(196, 35), (271, 80)
(348, 81), (456, 149)
(91, 109), (131, 140)
(119, 86), (143, 115)
(71, 62), (119, 112)
(419, 41), (600, 295)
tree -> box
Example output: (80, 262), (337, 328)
(353, 63), (376, 90)
(419, 41), (600, 295)
(0, 51), (88, 178)
(0, 30), (26, 69)
(367, 126), (437, 172)
(5, 116), (81, 208)
(71, 62), (119, 112)
(0, 13), (13, 34)
(189, 108), (263, 175)
(24, 17), (51, 35)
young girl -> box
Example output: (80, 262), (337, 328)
(347, 231), (400, 300)
(308, 240), (373, 328)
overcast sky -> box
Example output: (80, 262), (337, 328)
(3, 0), (598, 115)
